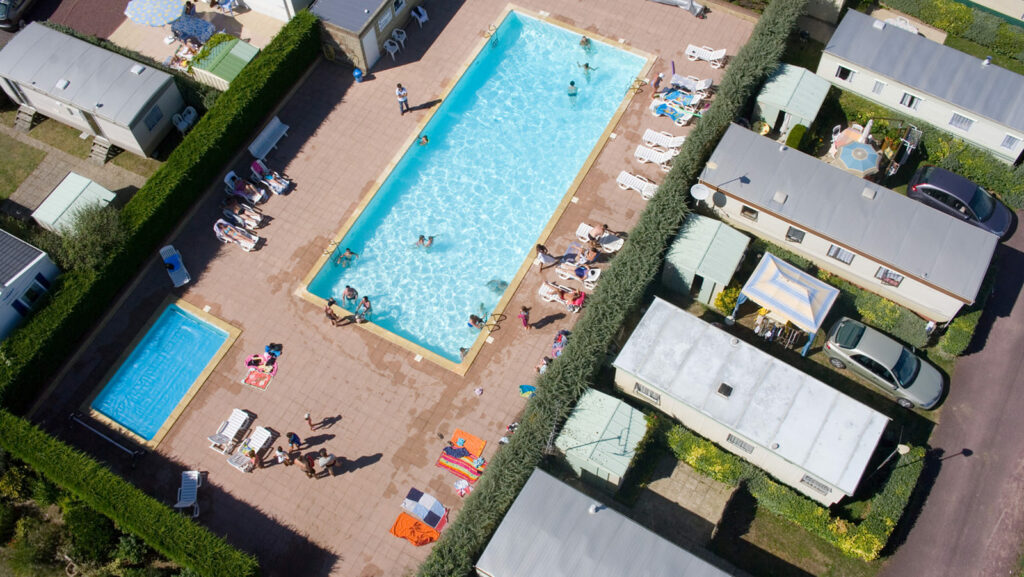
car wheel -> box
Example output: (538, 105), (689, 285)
(897, 398), (914, 409)
(828, 357), (846, 369)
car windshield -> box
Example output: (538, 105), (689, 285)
(834, 320), (865, 349)
(968, 186), (996, 221)
(892, 348), (920, 388)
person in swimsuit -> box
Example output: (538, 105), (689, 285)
(468, 314), (485, 329)
(335, 248), (358, 267)
(342, 285), (358, 308)
(355, 297), (372, 323)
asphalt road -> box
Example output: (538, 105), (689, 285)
(881, 219), (1024, 577)
(0, 0), (127, 49)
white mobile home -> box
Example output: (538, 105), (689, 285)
(817, 10), (1024, 164)
(475, 469), (739, 577)
(613, 298), (890, 506)
(700, 124), (997, 323)
(0, 230), (60, 342)
(0, 23), (184, 159)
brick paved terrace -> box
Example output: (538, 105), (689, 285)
(30, 1), (755, 575)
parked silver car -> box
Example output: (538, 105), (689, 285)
(0, 0), (35, 31)
(823, 317), (944, 409)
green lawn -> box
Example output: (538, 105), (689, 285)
(0, 133), (46, 201)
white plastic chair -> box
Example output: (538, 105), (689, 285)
(384, 39), (400, 62)
(642, 128), (686, 150)
(634, 145), (673, 171)
(391, 28), (406, 50)
(411, 5), (428, 27)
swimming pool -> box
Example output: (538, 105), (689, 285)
(308, 11), (646, 363)
(90, 302), (233, 444)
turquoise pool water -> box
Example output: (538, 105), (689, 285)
(91, 304), (228, 441)
(309, 12), (645, 362)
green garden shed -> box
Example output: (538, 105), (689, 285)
(662, 214), (749, 305)
(191, 38), (260, 91)
(31, 172), (116, 234)
(754, 64), (830, 138)
(554, 389), (647, 491)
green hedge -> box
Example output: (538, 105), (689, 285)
(667, 424), (926, 561)
(0, 11), (321, 413)
(0, 411), (259, 577)
(881, 0), (1024, 61)
(417, 1), (808, 575)
(785, 124), (808, 149)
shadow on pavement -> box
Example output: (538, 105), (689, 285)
(965, 243), (1024, 356)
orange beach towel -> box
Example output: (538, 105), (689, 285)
(450, 429), (486, 458)
(389, 512), (440, 546)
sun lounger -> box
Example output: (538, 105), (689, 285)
(575, 222), (626, 252)
(208, 408), (252, 454)
(228, 426), (275, 472)
(556, 262), (602, 290)
(649, 100), (693, 127)
(538, 282), (586, 313)
(214, 219), (260, 252)
(670, 74), (714, 96)
(661, 90), (702, 110)
(643, 128), (686, 151)
(173, 470), (202, 518)
(648, 0), (706, 17)
(685, 44), (726, 68)
(616, 171), (659, 200)
(634, 145), (673, 171)
(224, 171), (268, 205)
(160, 245), (191, 287)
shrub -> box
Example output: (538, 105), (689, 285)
(713, 286), (742, 315)
(0, 500), (18, 544)
(114, 534), (151, 566)
(666, 426), (751, 485)
(56, 204), (127, 272)
(0, 463), (32, 501)
(963, 10), (1003, 45)
(786, 124), (808, 149)
(8, 516), (63, 575)
(994, 22), (1024, 58)
(918, 0), (972, 36)
(31, 477), (62, 506)
(0, 411), (260, 577)
(939, 308), (981, 355)
(63, 502), (118, 563)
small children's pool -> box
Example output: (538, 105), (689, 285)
(308, 11), (647, 363)
(90, 303), (233, 444)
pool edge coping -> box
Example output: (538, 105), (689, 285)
(297, 4), (656, 375)
(80, 296), (242, 449)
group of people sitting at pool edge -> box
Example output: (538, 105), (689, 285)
(215, 160), (292, 251)
(324, 286), (372, 327)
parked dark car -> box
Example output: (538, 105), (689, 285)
(0, 0), (35, 30)
(824, 317), (944, 410)
(907, 166), (1012, 239)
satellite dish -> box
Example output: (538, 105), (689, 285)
(690, 183), (711, 201)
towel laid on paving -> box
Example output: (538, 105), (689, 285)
(242, 353), (278, 390)
(401, 488), (449, 531)
(449, 429), (486, 458)
(436, 447), (484, 483)
(389, 512), (439, 546)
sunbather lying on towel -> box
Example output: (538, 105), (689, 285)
(214, 219), (259, 251)
(251, 160), (291, 194)
(223, 198), (263, 230)
(228, 175), (268, 205)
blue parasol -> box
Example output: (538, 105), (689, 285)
(124, 0), (185, 27)
(171, 16), (216, 43)
(837, 141), (879, 176)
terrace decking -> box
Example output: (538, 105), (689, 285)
(30, 1), (754, 575)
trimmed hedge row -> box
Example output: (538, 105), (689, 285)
(668, 425), (926, 561)
(0, 11), (321, 413)
(882, 0), (1024, 60)
(0, 410), (259, 577)
(417, 1), (808, 575)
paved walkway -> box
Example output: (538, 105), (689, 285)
(880, 217), (1024, 577)
(0, 123), (148, 218)
(632, 455), (736, 547)
(28, 2), (754, 576)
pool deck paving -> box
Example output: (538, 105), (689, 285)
(31, 2), (754, 576)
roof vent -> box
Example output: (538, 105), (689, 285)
(872, 19), (886, 30)
(982, 56), (992, 67)
(730, 337), (740, 347)
(862, 186), (877, 200)
(717, 383), (734, 398)
(772, 190), (788, 204)
(705, 161), (719, 171)
(55, 78), (69, 90)
(130, 64), (146, 75)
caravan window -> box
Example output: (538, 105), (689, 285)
(143, 105), (163, 130)
(835, 66), (855, 81)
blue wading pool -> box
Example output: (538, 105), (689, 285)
(308, 11), (646, 362)
(91, 304), (229, 442)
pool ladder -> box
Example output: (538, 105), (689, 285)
(626, 76), (648, 96)
(483, 25), (498, 47)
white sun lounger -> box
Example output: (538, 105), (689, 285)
(159, 245), (191, 288)
(670, 75), (714, 96)
(575, 223), (626, 253)
(227, 426), (275, 473)
(634, 145), (673, 172)
(617, 171), (659, 200)
(556, 262), (602, 290)
(208, 408), (252, 454)
(643, 129), (686, 151)
(173, 471), (202, 518)
(538, 282), (584, 313)
(685, 45), (726, 68)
